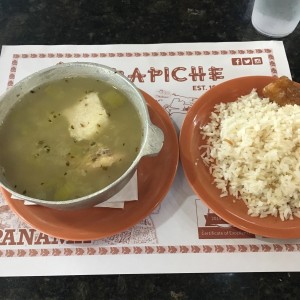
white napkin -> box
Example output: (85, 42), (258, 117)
(11, 171), (138, 209)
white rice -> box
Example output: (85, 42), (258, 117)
(200, 90), (300, 221)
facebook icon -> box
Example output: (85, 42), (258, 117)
(231, 58), (242, 65)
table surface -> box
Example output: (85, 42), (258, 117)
(0, 0), (300, 299)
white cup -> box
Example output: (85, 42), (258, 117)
(251, 0), (300, 38)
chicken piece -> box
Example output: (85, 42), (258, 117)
(262, 76), (300, 106)
(80, 144), (123, 170)
(63, 92), (109, 141)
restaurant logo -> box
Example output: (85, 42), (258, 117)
(231, 57), (263, 66)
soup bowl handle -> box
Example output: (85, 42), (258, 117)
(142, 123), (164, 157)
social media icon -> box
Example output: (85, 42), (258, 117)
(242, 58), (252, 65)
(231, 58), (242, 65)
(252, 57), (263, 65)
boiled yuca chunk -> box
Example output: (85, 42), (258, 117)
(63, 92), (109, 141)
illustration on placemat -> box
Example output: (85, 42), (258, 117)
(155, 89), (197, 117)
(100, 217), (158, 245)
(0, 195), (29, 230)
(195, 199), (255, 239)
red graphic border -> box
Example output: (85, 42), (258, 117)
(0, 243), (299, 257)
(7, 49), (277, 87)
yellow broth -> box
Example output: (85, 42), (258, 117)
(0, 77), (142, 201)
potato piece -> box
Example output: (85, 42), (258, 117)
(102, 89), (126, 109)
(54, 182), (74, 201)
(63, 92), (109, 141)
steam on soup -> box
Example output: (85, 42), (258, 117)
(0, 77), (142, 201)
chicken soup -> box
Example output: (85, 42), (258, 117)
(0, 77), (142, 201)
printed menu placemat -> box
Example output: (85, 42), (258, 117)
(1, 42), (298, 276)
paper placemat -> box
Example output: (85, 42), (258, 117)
(1, 42), (299, 276)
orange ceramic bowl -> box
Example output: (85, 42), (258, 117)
(180, 76), (300, 239)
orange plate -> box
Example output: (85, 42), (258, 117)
(2, 90), (179, 241)
(180, 76), (300, 239)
